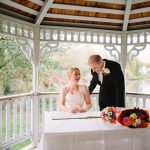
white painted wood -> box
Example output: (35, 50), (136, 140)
(120, 33), (127, 73)
(143, 98), (146, 107)
(31, 94), (39, 148)
(0, 101), (2, 146)
(42, 96), (46, 126)
(123, 0), (132, 31)
(33, 26), (40, 92)
(30, 0), (43, 6)
(35, 0), (54, 25)
(0, 0), (38, 15)
(45, 13), (123, 23)
(26, 96), (30, 135)
(49, 95), (53, 111)
(37, 24), (123, 33)
(32, 0), (146, 5)
(86, 0), (150, 5)
(6, 100), (10, 143)
(13, 100), (18, 141)
(31, 26), (40, 148)
(56, 95), (59, 111)
(133, 0), (150, 4)
(20, 97), (24, 137)
(84, 0), (125, 4)
(131, 7), (150, 14)
(136, 97), (139, 107)
(1, 92), (150, 149)
(129, 16), (150, 23)
(51, 96), (55, 111)
(51, 3), (124, 14)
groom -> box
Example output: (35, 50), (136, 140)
(88, 55), (125, 110)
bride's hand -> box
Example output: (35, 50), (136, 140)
(77, 107), (86, 113)
(70, 107), (78, 113)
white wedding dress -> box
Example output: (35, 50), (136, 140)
(64, 85), (86, 108)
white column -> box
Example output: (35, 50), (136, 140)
(120, 33), (127, 73)
(121, 33), (127, 101)
(31, 25), (40, 148)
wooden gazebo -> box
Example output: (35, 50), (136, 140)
(0, 0), (150, 149)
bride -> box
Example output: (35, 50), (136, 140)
(59, 67), (92, 113)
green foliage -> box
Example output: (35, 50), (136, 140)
(0, 36), (32, 95)
(10, 139), (31, 150)
(39, 43), (71, 92)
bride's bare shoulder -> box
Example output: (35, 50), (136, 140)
(60, 85), (69, 94)
(79, 84), (88, 92)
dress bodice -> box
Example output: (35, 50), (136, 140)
(64, 85), (85, 108)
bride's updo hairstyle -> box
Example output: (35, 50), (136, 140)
(67, 67), (80, 79)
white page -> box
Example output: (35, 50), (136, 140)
(51, 111), (101, 120)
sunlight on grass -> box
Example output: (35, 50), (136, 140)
(10, 139), (31, 150)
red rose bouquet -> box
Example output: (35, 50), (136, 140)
(117, 108), (150, 128)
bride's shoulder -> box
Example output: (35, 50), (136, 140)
(60, 84), (69, 94)
(79, 84), (88, 92)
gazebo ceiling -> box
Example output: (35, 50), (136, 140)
(0, 0), (150, 31)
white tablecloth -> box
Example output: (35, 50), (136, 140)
(39, 111), (150, 150)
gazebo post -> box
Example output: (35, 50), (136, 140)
(31, 25), (40, 148)
(120, 33), (127, 73)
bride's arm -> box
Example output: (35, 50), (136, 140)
(82, 86), (92, 112)
(59, 87), (70, 112)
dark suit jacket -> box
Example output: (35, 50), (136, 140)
(88, 59), (125, 110)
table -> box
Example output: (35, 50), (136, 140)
(39, 111), (150, 150)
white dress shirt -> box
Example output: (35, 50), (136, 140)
(98, 61), (106, 83)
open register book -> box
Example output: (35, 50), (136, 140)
(51, 111), (101, 120)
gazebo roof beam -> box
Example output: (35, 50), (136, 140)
(41, 21), (122, 31)
(45, 13), (123, 23)
(84, 0), (149, 4)
(30, 0), (43, 6)
(0, 0), (38, 15)
(51, 4), (124, 15)
(131, 7), (150, 14)
(123, 0), (132, 31)
(35, 0), (54, 25)
(129, 16), (150, 23)
(132, 0), (150, 4)
(84, 0), (125, 4)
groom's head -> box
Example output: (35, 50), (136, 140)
(88, 55), (103, 73)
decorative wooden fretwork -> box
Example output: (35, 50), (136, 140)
(40, 41), (59, 59)
(15, 38), (34, 62)
(104, 44), (121, 62)
(0, 14), (150, 66)
(127, 30), (150, 62)
(40, 27), (122, 45)
(0, 15), (35, 40)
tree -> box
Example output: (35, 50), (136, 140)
(0, 36), (32, 96)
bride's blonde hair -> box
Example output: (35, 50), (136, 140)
(67, 67), (80, 79)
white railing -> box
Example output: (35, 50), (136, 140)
(0, 93), (33, 150)
(126, 92), (150, 108)
(0, 92), (150, 149)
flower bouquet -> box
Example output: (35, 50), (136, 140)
(117, 108), (150, 128)
(101, 107), (117, 123)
